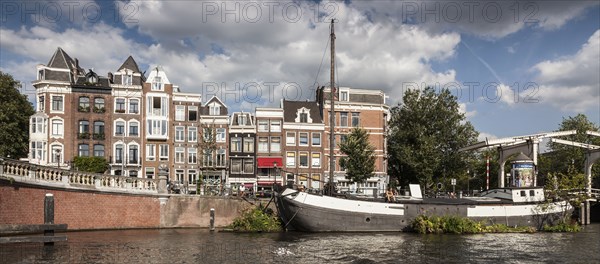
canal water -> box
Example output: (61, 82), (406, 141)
(2, 224), (599, 263)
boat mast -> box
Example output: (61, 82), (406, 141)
(328, 18), (336, 196)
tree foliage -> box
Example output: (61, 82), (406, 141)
(387, 87), (479, 190)
(539, 114), (600, 188)
(0, 71), (35, 159)
(73, 156), (109, 173)
(339, 127), (376, 183)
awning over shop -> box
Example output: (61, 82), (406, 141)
(257, 157), (283, 168)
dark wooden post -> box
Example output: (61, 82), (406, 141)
(210, 208), (215, 232)
(44, 193), (54, 246)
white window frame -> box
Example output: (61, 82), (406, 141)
(311, 152), (321, 168)
(270, 120), (281, 132)
(299, 132), (309, 146)
(188, 147), (197, 164)
(159, 144), (169, 161)
(145, 167), (155, 179)
(152, 76), (163, 91)
(258, 137), (269, 153)
(299, 152), (309, 168)
(216, 128), (226, 142)
(175, 147), (185, 164)
(50, 118), (64, 138)
(50, 94), (64, 113)
(270, 137), (281, 153)
(175, 105), (185, 121)
(286, 132), (296, 146)
(175, 126), (185, 142)
(188, 126), (197, 142)
(188, 106), (198, 121)
(258, 120), (269, 132)
(286, 152), (296, 168)
(129, 99), (139, 114)
(146, 144), (156, 161)
(128, 120), (139, 137)
(311, 132), (321, 147)
(114, 119), (126, 137)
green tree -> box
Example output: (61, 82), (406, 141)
(539, 114), (600, 187)
(0, 71), (35, 159)
(339, 127), (376, 183)
(387, 87), (479, 191)
(73, 156), (109, 173)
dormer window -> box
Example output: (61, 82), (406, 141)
(238, 114), (247, 125)
(87, 75), (97, 84)
(295, 107), (312, 123)
(38, 70), (45, 80)
(340, 91), (349, 101)
(209, 105), (220, 115)
(152, 76), (163, 90)
(123, 72), (133, 86)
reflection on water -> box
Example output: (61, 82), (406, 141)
(1, 224), (599, 263)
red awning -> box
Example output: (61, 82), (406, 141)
(257, 157), (283, 168)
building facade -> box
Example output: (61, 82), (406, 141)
(316, 86), (390, 194)
(254, 107), (284, 193)
(199, 96), (229, 194)
(228, 112), (256, 191)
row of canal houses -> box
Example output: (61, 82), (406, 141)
(28, 48), (390, 194)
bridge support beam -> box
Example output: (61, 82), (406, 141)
(584, 150), (600, 196)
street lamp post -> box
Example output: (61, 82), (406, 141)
(272, 161), (278, 190)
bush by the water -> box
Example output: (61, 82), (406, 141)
(228, 206), (282, 232)
(542, 222), (581, 232)
(411, 215), (536, 234)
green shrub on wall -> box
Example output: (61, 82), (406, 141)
(73, 156), (109, 173)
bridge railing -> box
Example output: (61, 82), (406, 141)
(0, 158), (157, 194)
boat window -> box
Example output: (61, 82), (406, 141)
(520, 191), (526, 197)
(530, 190), (535, 197)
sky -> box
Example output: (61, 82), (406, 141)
(1, 0), (599, 144)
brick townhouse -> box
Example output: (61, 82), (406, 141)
(199, 96), (229, 194)
(254, 107), (284, 193)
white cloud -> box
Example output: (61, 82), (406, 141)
(349, 1), (599, 39)
(533, 30), (600, 112)
(459, 102), (477, 118)
(477, 132), (498, 142)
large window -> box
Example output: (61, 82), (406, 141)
(115, 121), (125, 136)
(203, 149), (213, 167)
(38, 96), (45, 111)
(243, 158), (254, 174)
(299, 152), (308, 167)
(78, 96), (90, 112)
(175, 105), (185, 121)
(94, 97), (105, 113)
(115, 98), (126, 113)
(175, 147), (185, 163)
(176, 170), (185, 183)
(352, 113), (360, 127)
(270, 137), (281, 153)
(231, 137), (241, 152)
(188, 148), (197, 164)
(78, 144), (89, 157)
(123, 73), (133, 85)
(300, 113), (308, 123)
(243, 137), (254, 152)
(93, 144), (104, 157)
(216, 128), (226, 142)
(216, 149), (226, 166)
(129, 121), (139, 136)
(286, 132), (296, 146)
(147, 96), (168, 117)
(147, 120), (167, 137)
(312, 153), (321, 168)
(286, 152), (296, 168)
(175, 126), (185, 142)
(258, 137), (268, 153)
(270, 121), (281, 132)
(188, 127), (197, 142)
(258, 120), (268, 132)
(152, 76), (162, 90)
(237, 114), (247, 125)
(203, 127), (213, 142)
(30, 141), (46, 161)
(51, 119), (63, 137)
(231, 159), (242, 173)
(51, 96), (63, 111)
(299, 133), (309, 146)
(129, 99), (139, 114)
(188, 106), (198, 121)
(340, 112), (348, 127)
(50, 145), (62, 163)
(94, 121), (104, 135)
(188, 170), (198, 184)
(209, 105), (220, 115)
(129, 145), (139, 164)
(312, 133), (321, 146)
(31, 116), (46, 134)
(146, 144), (155, 161)
(115, 144), (123, 163)
(340, 91), (349, 101)
(159, 144), (169, 161)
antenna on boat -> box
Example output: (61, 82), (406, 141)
(328, 18), (336, 196)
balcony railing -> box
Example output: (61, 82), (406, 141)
(0, 159), (158, 194)
(93, 133), (105, 140)
(77, 132), (90, 139)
